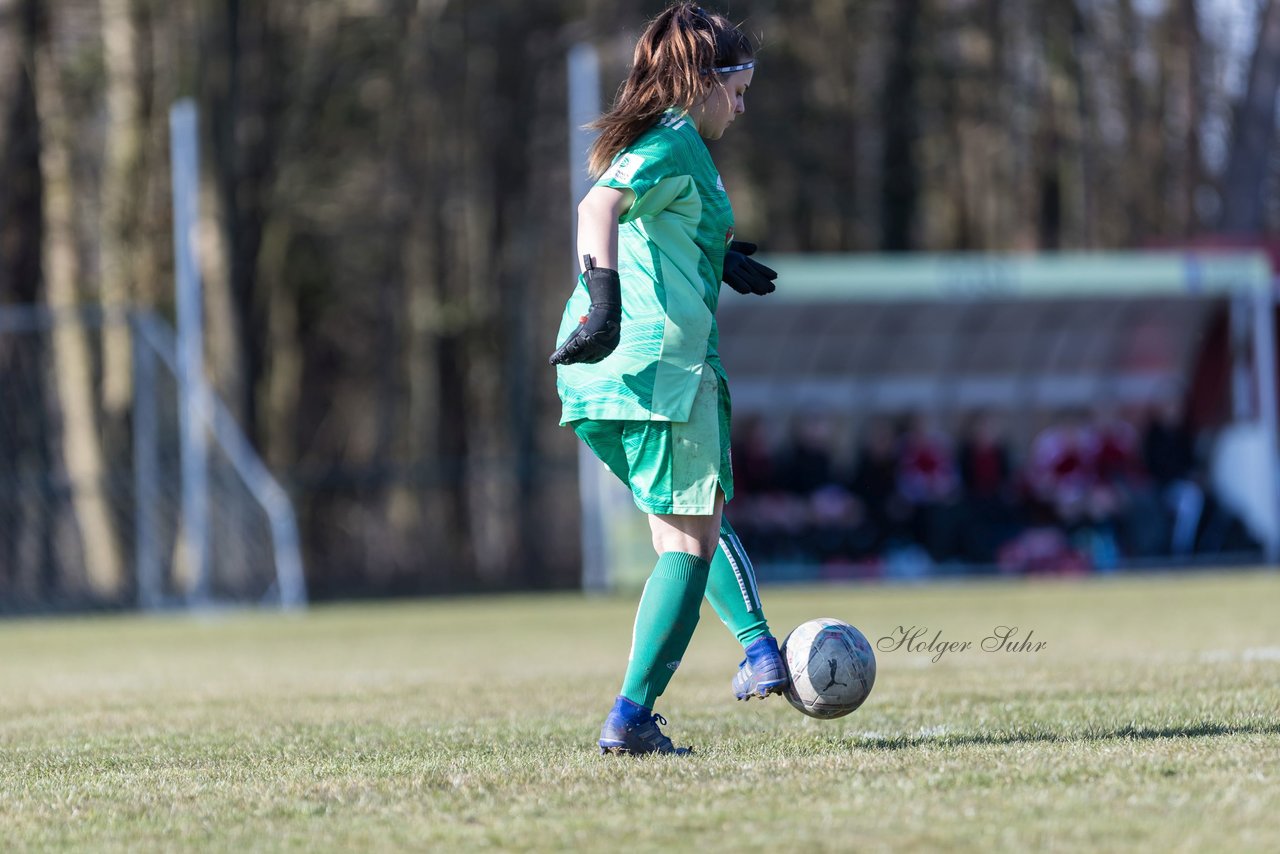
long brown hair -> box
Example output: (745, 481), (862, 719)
(587, 3), (753, 178)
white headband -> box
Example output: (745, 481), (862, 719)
(703, 60), (755, 75)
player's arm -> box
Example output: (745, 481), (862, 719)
(549, 187), (633, 366)
(575, 186), (632, 272)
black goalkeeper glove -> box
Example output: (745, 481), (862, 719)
(549, 257), (622, 366)
(722, 241), (777, 296)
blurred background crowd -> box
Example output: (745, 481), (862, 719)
(728, 401), (1258, 579)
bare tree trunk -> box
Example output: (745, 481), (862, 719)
(203, 0), (289, 439)
(99, 0), (142, 415)
(199, 162), (241, 410)
(197, 0), (246, 426)
(1003, 1), (1042, 249)
(1177, 0), (1205, 234)
(258, 1), (342, 469)
(137, 0), (183, 311)
(1117, 0), (1145, 245)
(257, 213), (301, 468)
(1, 0), (57, 602)
(1, 0), (42, 306)
(1033, 1), (1063, 249)
(1220, 0), (1280, 233)
(880, 0), (922, 250)
(34, 36), (125, 599)
(939, 13), (973, 250)
(387, 0), (437, 552)
(403, 7), (476, 588)
(1065, 0), (1091, 247)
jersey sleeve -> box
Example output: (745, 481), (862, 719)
(595, 139), (690, 223)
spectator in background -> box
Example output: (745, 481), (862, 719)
(1093, 405), (1167, 558)
(848, 415), (908, 552)
(1092, 406), (1144, 485)
(956, 411), (1019, 564)
(1142, 397), (1202, 556)
(897, 412), (963, 563)
(727, 415), (800, 562)
(958, 411), (1013, 502)
(898, 412), (959, 505)
(1026, 410), (1094, 524)
(1026, 409), (1120, 569)
(1143, 397), (1197, 487)
(774, 413), (869, 565)
(1142, 396), (1258, 559)
(776, 413), (838, 496)
(732, 413), (777, 495)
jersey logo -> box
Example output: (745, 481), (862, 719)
(602, 153), (645, 185)
(716, 174), (724, 192)
(659, 113), (687, 131)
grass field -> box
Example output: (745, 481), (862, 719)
(2, 571), (1279, 852)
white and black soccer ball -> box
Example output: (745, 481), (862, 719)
(781, 617), (877, 719)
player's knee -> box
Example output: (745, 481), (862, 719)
(650, 527), (717, 562)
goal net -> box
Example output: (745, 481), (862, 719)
(0, 307), (306, 612)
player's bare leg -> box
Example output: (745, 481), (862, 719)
(598, 497), (723, 756)
(646, 489), (725, 561)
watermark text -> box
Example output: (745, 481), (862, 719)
(876, 626), (1047, 663)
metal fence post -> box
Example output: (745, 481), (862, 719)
(132, 314), (162, 607)
(1253, 279), (1280, 564)
(170, 99), (210, 603)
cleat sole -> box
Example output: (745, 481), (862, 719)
(736, 677), (790, 701)
(599, 744), (693, 757)
(600, 745), (635, 756)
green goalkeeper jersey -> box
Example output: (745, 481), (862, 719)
(556, 110), (734, 424)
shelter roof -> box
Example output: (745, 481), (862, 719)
(716, 252), (1271, 415)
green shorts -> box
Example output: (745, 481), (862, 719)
(572, 367), (734, 515)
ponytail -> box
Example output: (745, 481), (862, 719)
(587, 3), (753, 178)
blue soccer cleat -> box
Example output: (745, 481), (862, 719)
(733, 636), (790, 700)
(598, 695), (692, 756)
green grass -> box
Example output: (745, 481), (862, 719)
(3, 571), (1279, 852)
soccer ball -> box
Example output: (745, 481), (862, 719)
(781, 618), (877, 719)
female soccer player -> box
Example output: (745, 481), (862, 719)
(550, 3), (785, 756)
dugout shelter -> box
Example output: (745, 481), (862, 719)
(580, 250), (1280, 590)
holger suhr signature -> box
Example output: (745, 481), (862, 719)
(877, 626), (1047, 663)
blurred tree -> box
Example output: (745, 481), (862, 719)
(99, 0), (143, 415)
(0, 0), (54, 598)
(0, 0), (42, 306)
(1221, 0), (1280, 233)
(880, 0), (923, 250)
(5, 0), (1280, 599)
(34, 0), (126, 597)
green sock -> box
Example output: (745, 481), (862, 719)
(705, 518), (772, 647)
(619, 552), (710, 709)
